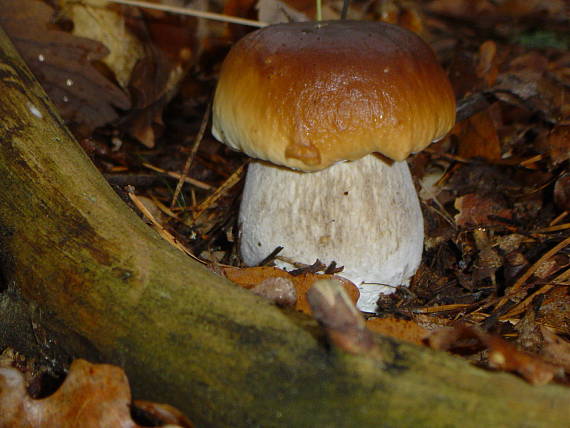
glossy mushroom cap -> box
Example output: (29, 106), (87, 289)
(212, 20), (456, 171)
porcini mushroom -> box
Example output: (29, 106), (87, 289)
(212, 20), (455, 312)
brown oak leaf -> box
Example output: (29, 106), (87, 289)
(426, 324), (559, 385)
(0, 0), (131, 137)
(0, 359), (191, 428)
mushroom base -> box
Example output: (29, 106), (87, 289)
(239, 154), (424, 312)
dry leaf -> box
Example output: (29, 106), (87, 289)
(537, 287), (570, 335)
(118, 5), (200, 147)
(497, 0), (566, 17)
(494, 66), (562, 122)
(250, 276), (297, 306)
(454, 193), (512, 227)
(134, 400), (194, 428)
(546, 126), (570, 165)
(455, 110), (502, 161)
(0, 359), (188, 427)
(256, 0), (310, 24)
(427, 0), (496, 18)
(476, 40), (498, 87)
(366, 317), (428, 346)
(426, 324), (559, 385)
(61, 0), (145, 88)
(554, 174), (570, 212)
(0, 0), (131, 136)
(540, 327), (570, 372)
(375, 0), (425, 35)
(223, 266), (359, 314)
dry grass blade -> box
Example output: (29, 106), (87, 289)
(107, 0), (268, 27)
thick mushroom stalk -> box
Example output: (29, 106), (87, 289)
(239, 155), (423, 312)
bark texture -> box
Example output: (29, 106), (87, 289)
(0, 26), (568, 428)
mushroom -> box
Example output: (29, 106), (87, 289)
(211, 20), (455, 312)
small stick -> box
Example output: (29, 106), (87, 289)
(258, 246), (284, 266)
(500, 268), (570, 320)
(142, 163), (212, 191)
(188, 163), (247, 225)
(108, 0), (268, 27)
(340, 0), (350, 19)
(495, 236), (570, 310)
(307, 279), (378, 356)
(170, 102), (211, 209)
(127, 187), (205, 264)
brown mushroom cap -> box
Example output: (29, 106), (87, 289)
(212, 20), (456, 171)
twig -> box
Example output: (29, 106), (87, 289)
(532, 223), (570, 234)
(550, 211), (569, 226)
(170, 102), (211, 209)
(127, 187), (205, 264)
(188, 163), (247, 225)
(495, 236), (570, 310)
(455, 92), (495, 123)
(142, 162), (212, 191)
(500, 268), (570, 320)
(340, 0), (350, 19)
(413, 303), (470, 314)
(258, 246), (284, 266)
(108, 0), (268, 27)
(307, 279), (378, 356)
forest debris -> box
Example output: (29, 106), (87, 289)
(496, 0), (567, 18)
(133, 400), (194, 428)
(171, 102), (211, 209)
(540, 327), (570, 372)
(493, 63), (562, 122)
(476, 40), (498, 87)
(61, 0), (145, 88)
(426, 324), (559, 385)
(374, 0), (425, 35)
(143, 162), (213, 191)
(307, 279), (377, 355)
(537, 287), (570, 335)
(223, 266), (359, 314)
(454, 193), (512, 227)
(256, 0), (310, 24)
(546, 126), (570, 165)
(188, 163), (246, 224)
(455, 110), (502, 161)
(100, 0), (204, 147)
(366, 317), (429, 346)
(554, 174), (570, 212)
(120, 47), (177, 147)
(0, 359), (190, 427)
(496, 236), (570, 310)
(128, 187), (205, 263)
(500, 267), (570, 320)
(250, 277), (297, 307)
(0, 0), (131, 136)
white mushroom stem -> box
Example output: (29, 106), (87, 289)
(239, 154), (424, 312)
